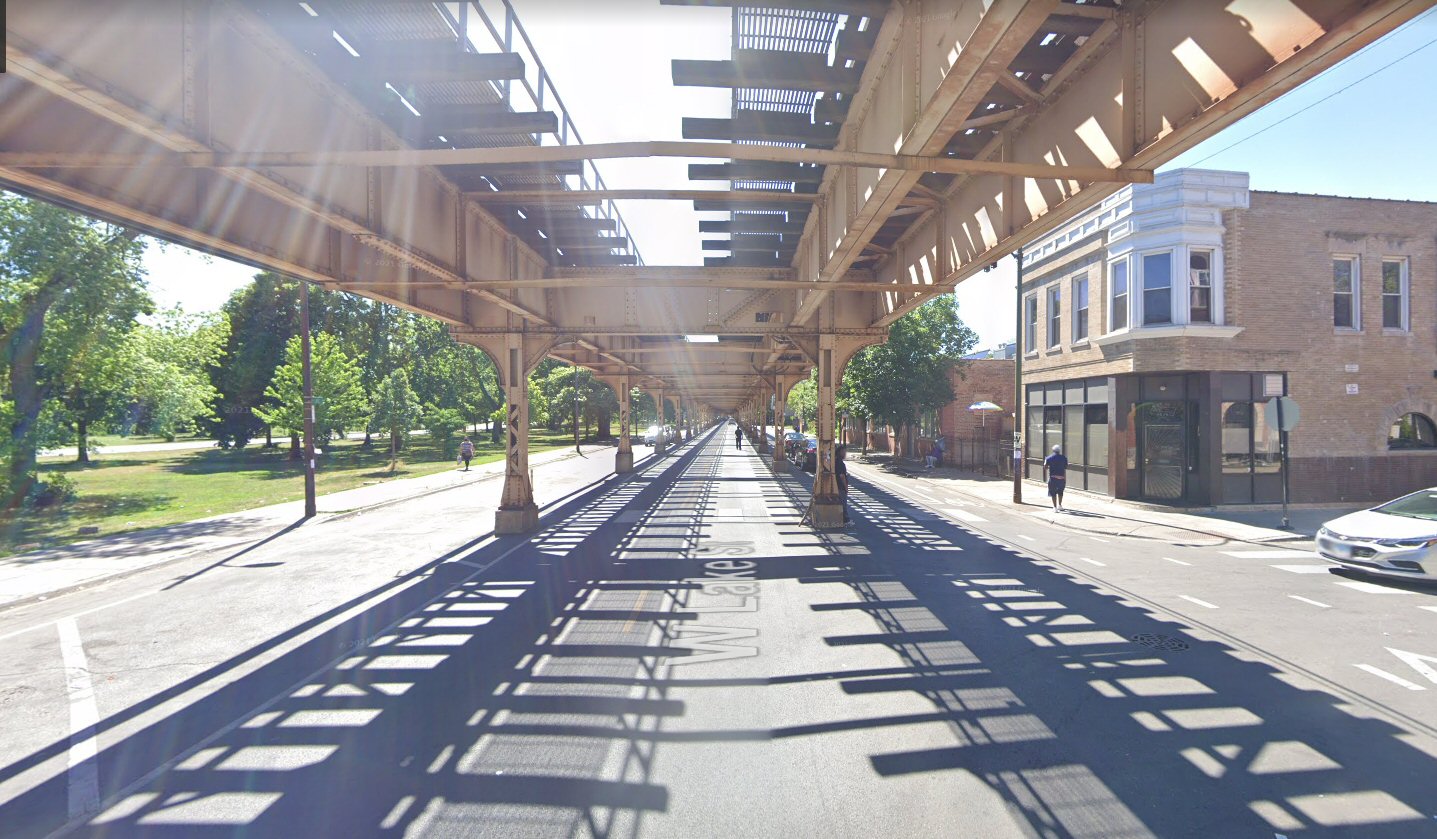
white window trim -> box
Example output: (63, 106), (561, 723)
(1139, 248), (1175, 327)
(1092, 324), (1245, 346)
(1381, 256), (1410, 332)
(1107, 256), (1131, 336)
(1047, 285), (1062, 349)
(1073, 274), (1090, 343)
(1024, 294), (1038, 355)
(1333, 254), (1361, 332)
(1185, 246), (1218, 325)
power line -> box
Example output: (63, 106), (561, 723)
(1190, 9), (1437, 167)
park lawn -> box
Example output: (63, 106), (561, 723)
(3, 429), (577, 555)
(86, 432), (210, 448)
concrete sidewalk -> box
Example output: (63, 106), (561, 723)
(765, 428), (1350, 548)
(853, 451), (1355, 546)
(0, 442), (637, 609)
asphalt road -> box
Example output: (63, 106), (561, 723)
(1, 423), (1434, 837)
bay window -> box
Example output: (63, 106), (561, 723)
(1189, 250), (1213, 323)
(1142, 251), (1173, 325)
(1110, 259), (1129, 331)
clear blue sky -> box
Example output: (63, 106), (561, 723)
(141, 5), (1437, 356)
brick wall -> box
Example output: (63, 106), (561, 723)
(1020, 187), (1437, 502)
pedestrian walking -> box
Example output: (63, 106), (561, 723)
(735, 427), (743, 449)
(1043, 444), (1068, 511)
(459, 436), (475, 471)
(836, 444), (850, 524)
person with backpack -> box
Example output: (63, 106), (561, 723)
(735, 426), (743, 450)
(458, 437), (475, 471)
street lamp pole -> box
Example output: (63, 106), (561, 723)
(1012, 246), (1024, 505)
(299, 278), (317, 519)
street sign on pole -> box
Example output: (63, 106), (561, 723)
(1264, 396), (1300, 432)
(1265, 395), (1298, 530)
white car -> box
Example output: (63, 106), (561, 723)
(1316, 488), (1437, 582)
(643, 425), (663, 445)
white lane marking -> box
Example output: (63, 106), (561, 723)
(57, 617), (101, 818)
(1087, 537), (1110, 544)
(1016, 535), (1036, 542)
(910, 491), (940, 504)
(1222, 549), (1312, 559)
(1178, 595), (1218, 609)
(940, 507), (988, 523)
(1354, 663), (1426, 691)
(1162, 556), (1192, 566)
(1271, 564), (1331, 574)
(1335, 580), (1410, 595)
(1422, 606), (1437, 615)
(0, 590), (159, 644)
(1075, 557), (1106, 567)
(1288, 595), (1331, 609)
(1387, 648), (1437, 686)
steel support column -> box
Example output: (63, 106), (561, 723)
(615, 374), (634, 473)
(771, 375), (792, 470)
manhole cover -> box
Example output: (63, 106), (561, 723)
(1131, 633), (1189, 652)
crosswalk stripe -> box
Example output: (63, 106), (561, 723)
(1222, 549), (1312, 559)
(1271, 564), (1332, 574)
(940, 507), (988, 523)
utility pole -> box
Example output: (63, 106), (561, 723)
(300, 278), (317, 519)
(1012, 246), (1024, 505)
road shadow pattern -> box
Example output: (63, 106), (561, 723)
(2, 427), (1436, 837)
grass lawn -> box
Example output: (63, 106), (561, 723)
(85, 432), (210, 448)
(2, 429), (579, 555)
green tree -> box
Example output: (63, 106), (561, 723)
(207, 273), (298, 448)
(0, 194), (148, 498)
(129, 308), (229, 440)
(253, 332), (368, 457)
(788, 371), (817, 431)
(371, 368), (421, 471)
(423, 405), (466, 458)
(843, 295), (977, 448)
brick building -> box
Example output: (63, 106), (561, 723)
(1019, 168), (1437, 505)
(846, 357), (1015, 473)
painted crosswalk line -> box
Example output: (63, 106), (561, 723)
(940, 507), (989, 523)
(1223, 549), (1313, 559)
(1271, 564), (1332, 574)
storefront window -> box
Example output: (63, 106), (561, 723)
(1390, 413), (1437, 449)
(1221, 402), (1251, 474)
(1253, 404), (1280, 474)
(1085, 405), (1108, 470)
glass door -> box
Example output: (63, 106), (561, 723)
(1139, 402), (1186, 500)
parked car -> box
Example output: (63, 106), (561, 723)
(1316, 488), (1437, 582)
(800, 437), (818, 473)
(783, 430), (806, 459)
(643, 425), (663, 445)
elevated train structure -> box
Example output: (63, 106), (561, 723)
(1, 0), (1425, 530)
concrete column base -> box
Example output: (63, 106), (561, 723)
(809, 500), (846, 529)
(770, 456), (790, 471)
(655, 441), (668, 456)
(615, 449), (634, 473)
(495, 503), (539, 534)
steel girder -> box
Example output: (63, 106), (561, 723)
(0, 0), (1425, 417)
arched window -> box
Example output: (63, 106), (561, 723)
(1389, 413), (1437, 449)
